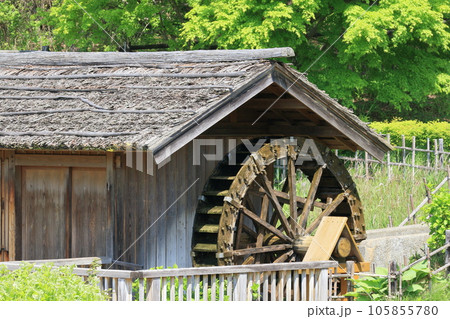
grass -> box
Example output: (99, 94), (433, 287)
(350, 165), (447, 230)
(274, 163), (448, 231)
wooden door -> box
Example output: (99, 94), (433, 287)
(71, 168), (107, 257)
(21, 167), (69, 260)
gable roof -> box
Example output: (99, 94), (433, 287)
(0, 48), (391, 162)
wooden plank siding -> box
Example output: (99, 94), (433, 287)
(3, 138), (238, 268)
(112, 140), (223, 269)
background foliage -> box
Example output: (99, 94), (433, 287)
(0, 0), (448, 121)
(369, 120), (450, 149)
(0, 263), (108, 301)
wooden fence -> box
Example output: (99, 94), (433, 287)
(1, 260), (337, 301)
(331, 231), (450, 300)
(336, 135), (449, 179)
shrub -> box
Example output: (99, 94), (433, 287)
(421, 190), (450, 251)
(369, 120), (450, 149)
(0, 263), (108, 301)
(346, 261), (435, 301)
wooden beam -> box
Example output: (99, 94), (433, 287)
(257, 173), (295, 239)
(15, 154), (106, 168)
(204, 124), (344, 137)
(272, 65), (391, 160)
(1, 48), (295, 66)
(226, 244), (292, 257)
(298, 165), (325, 231)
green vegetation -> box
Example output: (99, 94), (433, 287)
(0, 263), (108, 301)
(369, 120), (450, 149)
(1, 1), (448, 121)
(346, 261), (449, 301)
(421, 190), (450, 250)
(351, 165), (447, 230)
(183, 0), (449, 119)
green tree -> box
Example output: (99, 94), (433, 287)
(46, 0), (189, 51)
(0, 0), (52, 50)
(183, 0), (450, 117)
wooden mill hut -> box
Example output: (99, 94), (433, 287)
(0, 48), (391, 268)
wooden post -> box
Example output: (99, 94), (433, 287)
(411, 136), (416, 178)
(387, 134), (392, 180)
(346, 261), (355, 301)
(147, 278), (161, 301)
(388, 215), (393, 228)
(410, 194), (415, 224)
(388, 261), (397, 298)
(426, 138), (430, 168)
(364, 151), (369, 179)
(434, 139), (438, 169)
(402, 135), (406, 167)
(423, 178), (432, 204)
(118, 278), (132, 301)
(446, 230), (450, 277)
(318, 268), (328, 301)
(438, 139), (444, 169)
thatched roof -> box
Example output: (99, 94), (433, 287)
(0, 48), (391, 161)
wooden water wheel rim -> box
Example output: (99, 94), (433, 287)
(191, 138), (366, 267)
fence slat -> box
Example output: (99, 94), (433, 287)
(263, 272), (269, 301)
(270, 271), (276, 301)
(211, 274), (216, 301)
(202, 275), (208, 301)
(233, 273), (247, 301)
(161, 277), (167, 301)
(170, 277), (176, 301)
(178, 276), (184, 301)
(285, 271), (292, 301)
(293, 271), (299, 301)
(118, 278), (132, 301)
(301, 271), (307, 301)
(186, 276), (192, 301)
(147, 278), (161, 301)
(308, 270), (315, 301)
(219, 275), (224, 301)
(194, 275), (200, 301)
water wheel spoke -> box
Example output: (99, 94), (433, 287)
(304, 190), (350, 235)
(226, 198), (292, 243)
(257, 174), (295, 238)
(273, 250), (294, 263)
(256, 194), (270, 247)
(231, 244), (293, 257)
(287, 156), (298, 233)
(272, 190), (327, 209)
(298, 164), (326, 232)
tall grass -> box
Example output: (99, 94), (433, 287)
(350, 165), (448, 230)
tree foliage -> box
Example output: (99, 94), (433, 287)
(46, 0), (188, 51)
(0, 0), (52, 50)
(0, 1), (448, 120)
(183, 0), (449, 115)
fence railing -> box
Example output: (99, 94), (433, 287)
(1, 260), (337, 301)
(330, 231), (450, 300)
(336, 135), (449, 179)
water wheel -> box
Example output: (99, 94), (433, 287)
(191, 138), (366, 267)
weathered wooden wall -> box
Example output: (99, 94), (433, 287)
(1, 139), (238, 268)
(0, 150), (15, 261)
(114, 140), (233, 269)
